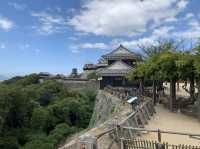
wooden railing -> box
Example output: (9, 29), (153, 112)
(60, 98), (156, 149)
(121, 127), (200, 142)
(122, 138), (200, 149)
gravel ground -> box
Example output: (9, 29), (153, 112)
(141, 105), (200, 146)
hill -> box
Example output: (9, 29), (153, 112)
(0, 74), (96, 149)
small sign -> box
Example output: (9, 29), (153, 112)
(98, 77), (102, 80)
(127, 97), (138, 104)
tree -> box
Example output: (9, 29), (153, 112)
(176, 52), (196, 102)
(87, 71), (99, 80)
(156, 51), (179, 111)
(31, 107), (49, 131)
(135, 40), (178, 104)
(0, 75), (96, 148)
(0, 136), (19, 149)
(194, 44), (200, 119)
(128, 62), (146, 96)
(129, 40), (180, 111)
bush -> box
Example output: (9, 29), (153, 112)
(0, 136), (19, 149)
(31, 107), (49, 131)
(23, 139), (54, 149)
(48, 123), (75, 145)
(0, 74), (96, 148)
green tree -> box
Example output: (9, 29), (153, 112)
(156, 51), (179, 111)
(176, 52), (196, 102)
(0, 136), (19, 149)
(87, 71), (99, 80)
(0, 74), (96, 148)
(31, 107), (49, 131)
(194, 44), (200, 119)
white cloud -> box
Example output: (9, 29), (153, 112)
(184, 13), (194, 20)
(110, 25), (175, 50)
(188, 19), (200, 28)
(68, 0), (188, 37)
(176, 0), (189, 9)
(172, 20), (200, 39)
(0, 17), (14, 31)
(173, 29), (200, 39)
(153, 26), (174, 38)
(31, 12), (67, 35)
(70, 25), (175, 52)
(8, 2), (27, 10)
(111, 37), (159, 50)
(69, 42), (109, 53)
(164, 17), (178, 22)
(80, 43), (109, 49)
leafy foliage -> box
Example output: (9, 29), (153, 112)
(128, 40), (200, 110)
(87, 71), (99, 80)
(0, 74), (96, 149)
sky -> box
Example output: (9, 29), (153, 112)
(0, 0), (200, 77)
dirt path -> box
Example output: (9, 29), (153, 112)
(141, 105), (200, 146)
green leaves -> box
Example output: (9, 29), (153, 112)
(31, 107), (50, 131)
(0, 75), (96, 148)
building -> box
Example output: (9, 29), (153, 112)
(97, 45), (141, 89)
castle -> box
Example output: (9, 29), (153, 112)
(39, 45), (141, 90)
(83, 45), (141, 89)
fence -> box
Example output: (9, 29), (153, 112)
(120, 127), (200, 149)
(60, 98), (156, 149)
(121, 127), (200, 142)
(122, 138), (200, 149)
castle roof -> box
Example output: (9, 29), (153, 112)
(102, 45), (139, 60)
(83, 63), (96, 70)
(98, 60), (134, 76)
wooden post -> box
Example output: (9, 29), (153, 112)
(153, 79), (157, 105)
(79, 135), (97, 149)
(121, 138), (124, 149)
(170, 79), (176, 112)
(139, 77), (144, 96)
(157, 129), (161, 143)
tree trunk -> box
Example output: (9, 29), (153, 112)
(139, 77), (144, 96)
(177, 81), (180, 91)
(190, 76), (195, 103)
(169, 79), (176, 112)
(153, 79), (157, 105)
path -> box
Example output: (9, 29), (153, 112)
(141, 104), (200, 145)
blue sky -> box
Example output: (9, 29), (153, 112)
(0, 0), (200, 77)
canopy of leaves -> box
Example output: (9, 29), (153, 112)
(129, 50), (179, 81)
(87, 71), (99, 80)
(0, 74), (96, 149)
(194, 44), (200, 77)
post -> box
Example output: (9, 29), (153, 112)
(157, 129), (161, 143)
(120, 138), (124, 149)
(170, 79), (176, 112)
(153, 79), (157, 105)
(79, 135), (97, 149)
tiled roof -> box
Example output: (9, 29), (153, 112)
(102, 45), (139, 60)
(98, 61), (134, 76)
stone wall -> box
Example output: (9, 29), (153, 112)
(60, 79), (99, 91)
